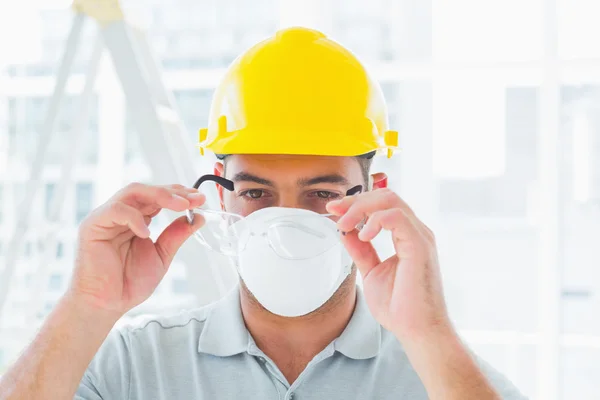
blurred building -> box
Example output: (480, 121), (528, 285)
(0, 0), (280, 372)
(0, 1), (599, 398)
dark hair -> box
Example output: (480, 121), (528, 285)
(356, 153), (375, 187)
(219, 151), (374, 187)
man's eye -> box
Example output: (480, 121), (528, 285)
(315, 191), (339, 199)
(243, 189), (264, 199)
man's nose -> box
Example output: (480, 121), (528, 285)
(276, 191), (303, 209)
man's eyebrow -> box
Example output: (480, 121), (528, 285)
(231, 172), (274, 186)
(298, 174), (349, 186)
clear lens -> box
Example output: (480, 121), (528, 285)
(190, 209), (341, 259)
(191, 209), (244, 256)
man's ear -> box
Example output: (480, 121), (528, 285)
(214, 162), (226, 211)
(370, 172), (388, 190)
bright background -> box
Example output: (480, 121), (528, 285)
(0, 1), (598, 399)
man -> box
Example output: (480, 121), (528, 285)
(0, 27), (527, 399)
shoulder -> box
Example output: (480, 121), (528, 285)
(119, 305), (212, 334)
(78, 301), (228, 399)
(113, 304), (214, 347)
(87, 305), (216, 380)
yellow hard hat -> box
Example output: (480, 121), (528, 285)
(198, 27), (398, 158)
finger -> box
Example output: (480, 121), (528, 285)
(162, 184), (203, 202)
(331, 189), (404, 233)
(155, 214), (205, 267)
(117, 183), (192, 213)
(143, 191), (205, 220)
(165, 183), (197, 193)
(328, 188), (417, 217)
(326, 192), (356, 215)
(186, 192), (206, 208)
(150, 187), (205, 210)
(357, 208), (409, 242)
(157, 187), (205, 213)
(326, 188), (392, 214)
(358, 208), (428, 260)
(340, 230), (381, 279)
(95, 201), (151, 238)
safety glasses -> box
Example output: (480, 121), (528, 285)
(186, 175), (362, 259)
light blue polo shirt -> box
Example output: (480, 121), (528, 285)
(75, 286), (527, 399)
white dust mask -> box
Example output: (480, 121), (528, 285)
(231, 207), (353, 317)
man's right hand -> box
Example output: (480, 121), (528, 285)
(68, 183), (206, 318)
(0, 183), (206, 400)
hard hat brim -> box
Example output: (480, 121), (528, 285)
(200, 127), (386, 157)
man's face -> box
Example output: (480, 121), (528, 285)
(215, 154), (365, 216)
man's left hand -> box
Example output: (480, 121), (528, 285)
(326, 186), (452, 343)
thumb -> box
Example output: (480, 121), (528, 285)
(341, 230), (381, 279)
(155, 214), (204, 266)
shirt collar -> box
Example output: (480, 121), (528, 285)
(197, 285), (381, 360)
(197, 286), (249, 357)
(333, 286), (382, 359)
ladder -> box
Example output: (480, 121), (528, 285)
(0, 0), (236, 325)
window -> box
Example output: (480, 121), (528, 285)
(38, 302), (55, 319)
(45, 183), (55, 219)
(61, 96), (99, 165)
(8, 97), (18, 136)
(13, 182), (25, 209)
(561, 85), (600, 203)
(172, 278), (188, 294)
(433, 0), (542, 63)
(560, 85), (600, 367)
(0, 184), (3, 224)
(42, 95), (99, 165)
(8, 97), (46, 163)
(381, 82), (400, 130)
(23, 241), (32, 258)
(558, 0), (600, 59)
(44, 302), (54, 314)
(48, 274), (63, 291)
(75, 183), (94, 223)
(124, 114), (142, 164)
(332, 0), (391, 61)
(173, 89), (214, 138)
(56, 242), (64, 259)
(436, 83), (537, 218)
(561, 347), (600, 399)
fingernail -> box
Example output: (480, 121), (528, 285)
(188, 193), (205, 200)
(328, 199), (341, 207)
(357, 229), (366, 241)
